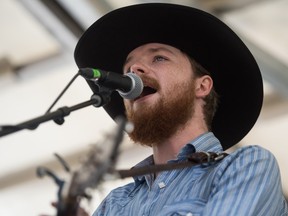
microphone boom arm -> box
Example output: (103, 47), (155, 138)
(0, 93), (109, 138)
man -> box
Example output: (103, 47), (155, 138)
(74, 3), (287, 216)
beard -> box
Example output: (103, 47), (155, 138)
(125, 75), (196, 147)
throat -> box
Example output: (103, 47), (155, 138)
(152, 142), (179, 165)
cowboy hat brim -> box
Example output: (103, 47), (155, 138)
(74, 3), (263, 150)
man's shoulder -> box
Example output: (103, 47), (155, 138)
(219, 145), (278, 171)
(228, 145), (275, 160)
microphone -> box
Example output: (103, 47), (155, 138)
(79, 68), (143, 100)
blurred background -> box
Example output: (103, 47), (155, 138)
(0, 0), (287, 215)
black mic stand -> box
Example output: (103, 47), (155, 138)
(0, 92), (111, 138)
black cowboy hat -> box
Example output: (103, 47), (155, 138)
(74, 3), (263, 150)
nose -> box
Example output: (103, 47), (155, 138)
(130, 63), (146, 75)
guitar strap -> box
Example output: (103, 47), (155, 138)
(117, 151), (228, 179)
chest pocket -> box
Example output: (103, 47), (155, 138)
(159, 198), (206, 216)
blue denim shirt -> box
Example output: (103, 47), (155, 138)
(93, 132), (288, 216)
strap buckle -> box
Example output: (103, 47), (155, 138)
(187, 152), (228, 166)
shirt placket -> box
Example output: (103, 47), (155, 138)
(142, 168), (181, 216)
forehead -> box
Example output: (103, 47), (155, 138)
(129, 43), (180, 56)
(125, 43), (184, 64)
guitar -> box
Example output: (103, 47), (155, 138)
(37, 117), (128, 216)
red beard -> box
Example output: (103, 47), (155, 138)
(125, 76), (196, 147)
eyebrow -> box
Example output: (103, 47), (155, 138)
(124, 46), (176, 68)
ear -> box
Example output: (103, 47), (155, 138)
(195, 75), (213, 98)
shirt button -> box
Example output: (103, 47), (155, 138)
(158, 182), (166, 189)
(186, 213), (193, 216)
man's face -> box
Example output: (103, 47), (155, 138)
(123, 43), (196, 146)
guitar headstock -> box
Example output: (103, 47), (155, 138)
(37, 117), (130, 216)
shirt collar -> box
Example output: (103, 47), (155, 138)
(186, 131), (223, 153)
(131, 132), (223, 184)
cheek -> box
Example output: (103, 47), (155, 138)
(161, 74), (189, 92)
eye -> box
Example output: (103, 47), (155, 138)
(153, 55), (167, 62)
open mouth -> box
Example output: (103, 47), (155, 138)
(135, 86), (157, 101)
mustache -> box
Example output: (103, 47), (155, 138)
(138, 74), (160, 90)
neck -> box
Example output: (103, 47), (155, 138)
(152, 116), (208, 165)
